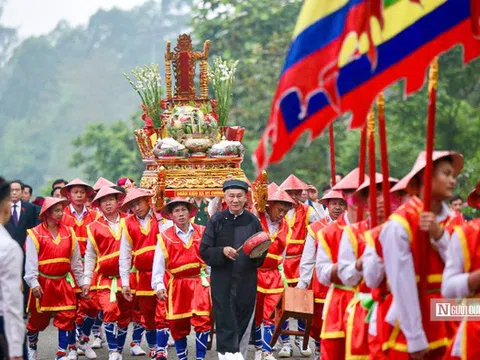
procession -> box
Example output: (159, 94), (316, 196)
(1, 1), (480, 360)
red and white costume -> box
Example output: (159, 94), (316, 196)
(25, 222), (83, 331)
(62, 203), (100, 323)
(84, 213), (132, 327)
(152, 223), (211, 339)
(381, 196), (463, 359)
(120, 208), (169, 331)
(255, 212), (291, 327)
(315, 211), (353, 360)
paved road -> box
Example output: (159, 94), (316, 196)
(36, 325), (311, 360)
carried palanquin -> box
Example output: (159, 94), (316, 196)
(132, 34), (249, 208)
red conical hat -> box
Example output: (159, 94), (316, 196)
(279, 175), (309, 191)
(91, 186), (125, 208)
(467, 181), (480, 209)
(332, 168), (369, 191)
(390, 175), (409, 193)
(267, 189), (295, 205)
(93, 177), (116, 192)
(60, 178), (94, 198)
(319, 190), (345, 205)
(121, 188), (153, 211)
(403, 150), (463, 190)
(160, 197), (198, 219)
(268, 182), (279, 196)
(355, 173), (399, 194)
(39, 197), (69, 219)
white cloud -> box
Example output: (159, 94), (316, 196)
(1, 0), (148, 38)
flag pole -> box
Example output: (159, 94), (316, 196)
(367, 109), (377, 228)
(377, 92), (391, 218)
(357, 125), (367, 221)
(420, 56), (439, 328)
(329, 123), (337, 186)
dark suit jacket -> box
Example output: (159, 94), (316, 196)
(4, 200), (38, 250)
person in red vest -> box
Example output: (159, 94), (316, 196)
(82, 187), (131, 360)
(277, 174), (318, 357)
(297, 189), (346, 360)
(253, 188), (295, 360)
(362, 176), (410, 360)
(24, 197), (84, 360)
(337, 174), (397, 359)
(60, 178), (100, 359)
(152, 198), (211, 360)
(442, 180), (480, 360)
(314, 168), (365, 360)
(119, 188), (170, 360)
(381, 151), (464, 360)
(88, 177), (116, 350)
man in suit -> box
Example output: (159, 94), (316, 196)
(5, 180), (38, 249)
(5, 180), (38, 317)
(22, 185), (41, 220)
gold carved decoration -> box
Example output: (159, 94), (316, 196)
(252, 170), (268, 213)
(165, 34), (210, 101)
(136, 34), (246, 203)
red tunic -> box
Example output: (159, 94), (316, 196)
(257, 213), (290, 294)
(62, 206), (99, 257)
(382, 196), (461, 353)
(122, 213), (159, 296)
(318, 212), (355, 340)
(62, 206), (99, 292)
(449, 219), (480, 359)
(284, 203), (312, 284)
(26, 223), (77, 312)
(157, 224), (211, 320)
(87, 215), (126, 291)
(340, 220), (371, 359)
(364, 224), (392, 357)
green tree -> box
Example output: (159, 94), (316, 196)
(69, 114), (144, 183)
(0, 1), (193, 189)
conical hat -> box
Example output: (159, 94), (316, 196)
(121, 188), (153, 211)
(332, 168), (369, 191)
(403, 151), (463, 190)
(279, 175), (309, 191)
(467, 181), (480, 209)
(39, 197), (69, 219)
(60, 178), (94, 198)
(93, 177), (116, 192)
(91, 186), (125, 208)
(390, 175), (409, 193)
(355, 173), (399, 194)
(267, 189), (295, 205)
(160, 197), (198, 219)
(319, 190), (345, 205)
(268, 182), (279, 196)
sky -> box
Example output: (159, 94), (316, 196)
(1, 0), (148, 38)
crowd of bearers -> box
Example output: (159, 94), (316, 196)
(2, 148), (480, 360)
